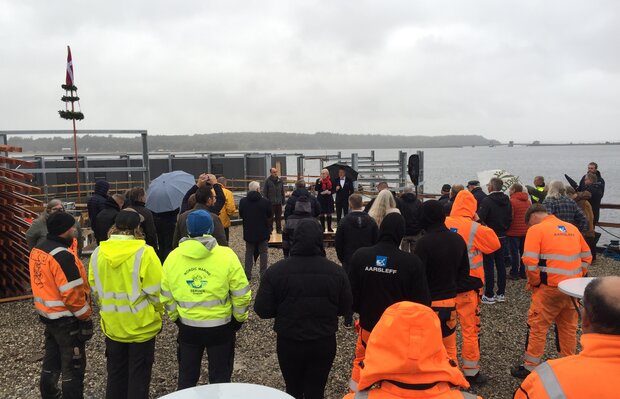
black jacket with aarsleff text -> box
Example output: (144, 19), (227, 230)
(349, 213), (431, 332)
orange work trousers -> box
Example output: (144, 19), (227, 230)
(455, 289), (481, 377)
(431, 298), (457, 361)
(523, 284), (577, 370)
(349, 321), (372, 392)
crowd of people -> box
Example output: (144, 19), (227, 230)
(25, 162), (619, 399)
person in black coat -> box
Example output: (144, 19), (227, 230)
(254, 219), (352, 399)
(238, 181), (273, 281)
(94, 194), (125, 244)
(577, 162), (605, 196)
(581, 173), (604, 224)
(414, 200), (470, 363)
(126, 187), (158, 250)
(282, 194), (316, 258)
(467, 180), (487, 210)
(152, 209), (178, 262)
(348, 212), (431, 387)
(335, 193), (378, 327)
(477, 178), (512, 303)
(284, 180), (321, 219)
(333, 167), (355, 224)
(315, 169), (335, 232)
(437, 184), (452, 206)
(399, 186), (423, 252)
(87, 180), (110, 232)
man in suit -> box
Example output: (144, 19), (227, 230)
(333, 167), (355, 224)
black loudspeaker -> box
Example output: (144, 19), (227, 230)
(408, 154), (420, 186)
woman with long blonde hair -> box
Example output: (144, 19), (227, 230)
(368, 189), (400, 227)
(315, 168), (335, 231)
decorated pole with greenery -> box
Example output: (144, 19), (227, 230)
(58, 46), (84, 202)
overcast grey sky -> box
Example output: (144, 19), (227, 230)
(1, 1), (619, 142)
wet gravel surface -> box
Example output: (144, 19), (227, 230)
(1, 226), (618, 399)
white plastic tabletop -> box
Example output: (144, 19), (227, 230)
(158, 383), (294, 399)
(558, 277), (596, 299)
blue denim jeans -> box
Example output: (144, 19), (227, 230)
(507, 236), (526, 277)
(483, 236), (507, 297)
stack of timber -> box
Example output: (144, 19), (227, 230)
(0, 145), (42, 301)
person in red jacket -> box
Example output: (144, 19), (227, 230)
(506, 183), (531, 280)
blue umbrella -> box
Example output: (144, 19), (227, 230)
(146, 171), (196, 213)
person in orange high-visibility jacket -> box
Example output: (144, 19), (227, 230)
(29, 212), (93, 399)
(343, 301), (481, 399)
(514, 276), (620, 398)
(510, 204), (591, 379)
(445, 190), (500, 385)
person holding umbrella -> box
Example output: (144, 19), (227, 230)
(333, 166), (355, 224)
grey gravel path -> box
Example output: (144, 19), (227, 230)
(1, 226), (618, 399)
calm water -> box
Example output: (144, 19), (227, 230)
(285, 145), (619, 245)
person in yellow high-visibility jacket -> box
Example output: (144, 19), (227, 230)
(88, 209), (163, 399)
(161, 210), (251, 389)
(217, 176), (237, 242)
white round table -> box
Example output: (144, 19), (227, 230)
(558, 277), (596, 299)
(159, 383), (294, 399)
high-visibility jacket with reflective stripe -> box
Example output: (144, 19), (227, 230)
(29, 239), (92, 321)
(522, 215), (591, 287)
(88, 236), (163, 343)
(446, 190), (500, 282)
(514, 333), (620, 399)
(161, 235), (251, 328)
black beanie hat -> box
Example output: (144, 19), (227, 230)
(421, 200), (446, 229)
(47, 212), (75, 236)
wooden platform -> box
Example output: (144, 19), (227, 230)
(268, 228), (337, 248)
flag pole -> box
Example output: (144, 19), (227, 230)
(71, 87), (81, 203)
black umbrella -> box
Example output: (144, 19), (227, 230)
(564, 174), (579, 190)
(325, 163), (359, 181)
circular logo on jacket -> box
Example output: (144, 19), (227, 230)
(186, 273), (208, 289)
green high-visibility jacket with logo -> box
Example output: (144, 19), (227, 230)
(161, 235), (251, 328)
(88, 236), (163, 343)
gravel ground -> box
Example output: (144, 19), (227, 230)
(1, 226), (618, 399)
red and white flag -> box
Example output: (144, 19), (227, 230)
(65, 46), (74, 86)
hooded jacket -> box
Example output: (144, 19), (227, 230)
(218, 185), (237, 229)
(161, 235), (251, 329)
(478, 191), (512, 237)
(414, 201), (470, 301)
(88, 236), (162, 343)
(94, 196), (122, 244)
(284, 188), (321, 219)
(87, 180), (109, 231)
(344, 302), (477, 399)
(349, 213), (431, 332)
(399, 192), (423, 236)
(445, 191), (500, 292)
(254, 219), (352, 341)
(515, 333), (620, 399)
(335, 210), (379, 266)
(239, 190), (273, 243)
(506, 191), (531, 237)
(282, 196), (317, 255)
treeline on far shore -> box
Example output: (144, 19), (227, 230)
(9, 132), (498, 153)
